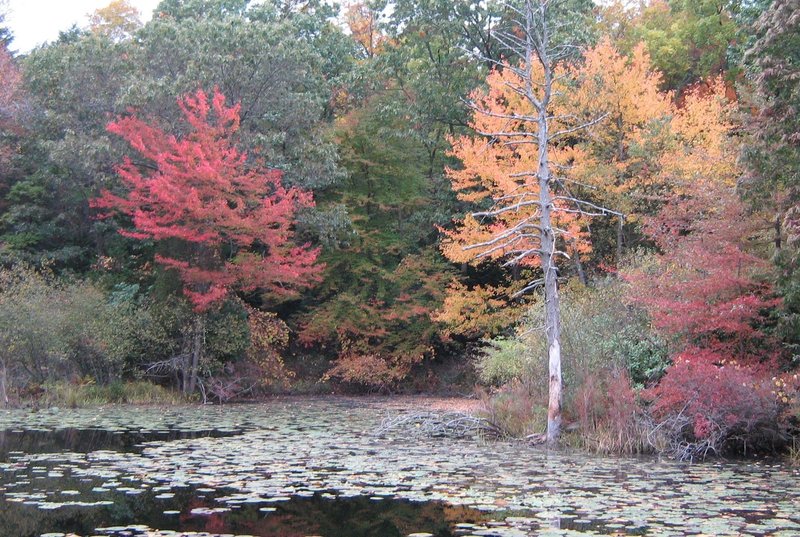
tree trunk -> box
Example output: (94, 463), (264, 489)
(186, 314), (204, 395)
(573, 242), (587, 286)
(0, 360), (8, 407)
(534, 50), (562, 444)
(616, 214), (625, 266)
(466, 0), (596, 445)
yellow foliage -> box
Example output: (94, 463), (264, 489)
(344, 1), (388, 58)
(563, 42), (738, 215)
(439, 40), (742, 335)
(660, 77), (739, 192)
(433, 281), (523, 339)
(88, 0), (142, 41)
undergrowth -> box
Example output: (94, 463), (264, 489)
(38, 380), (183, 407)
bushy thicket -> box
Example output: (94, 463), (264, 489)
(0, 265), (126, 403)
(0, 265), (294, 405)
(475, 280), (665, 453)
(646, 357), (797, 460)
(477, 279), (668, 394)
(475, 278), (800, 458)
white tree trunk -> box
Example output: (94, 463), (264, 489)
(531, 15), (563, 444)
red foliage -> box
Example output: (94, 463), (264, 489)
(0, 43), (24, 172)
(92, 88), (322, 311)
(647, 357), (783, 450)
(625, 184), (779, 363)
(0, 44), (21, 130)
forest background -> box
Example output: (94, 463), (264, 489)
(0, 0), (799, 457)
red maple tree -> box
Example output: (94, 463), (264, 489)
(93, 88), (322, 311)
(625, 184), (779, 365)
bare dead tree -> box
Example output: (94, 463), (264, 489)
(463, 0), (619, 444)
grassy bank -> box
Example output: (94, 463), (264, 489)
(34, 381), (184, 407)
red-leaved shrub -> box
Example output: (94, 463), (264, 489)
(647, 354), (785, 459)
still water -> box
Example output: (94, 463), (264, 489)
(0, 397), (798, 537)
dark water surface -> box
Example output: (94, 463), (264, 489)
(0, 398), (798, 537)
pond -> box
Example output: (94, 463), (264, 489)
(0, 397), (798, 537)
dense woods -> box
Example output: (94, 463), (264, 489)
(0, 0), (799, 457)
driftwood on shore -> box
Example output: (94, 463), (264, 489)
(373, 411), (503, 439)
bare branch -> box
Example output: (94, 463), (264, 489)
(463, 98), (540, 123)
(503, 247), (547, 265)
(473, 200), (543, 218)
(552, 195), (623, 218)
(548, 112), (609, 141)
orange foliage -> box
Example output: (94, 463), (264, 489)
(344, 1), (387, 58)
(572, 39), (672, 144)
(564, 42), (737, 216)
(441, 62), (590, 267)
(438, 40), (745, 338)
(565, 39), (674, 212)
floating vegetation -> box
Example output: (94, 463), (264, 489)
(0, 398), (798, 536)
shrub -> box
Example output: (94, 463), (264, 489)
(324, 347), (415, 392)
(0, 265), (132, 403)
(474, 336), (535, 387)
(118, 296), (253, 393)
(476, 279), (669, 400)
(472, 279), (668, 447)
(201, 306), (294, 402)
(647, 355), (786, 460)
(566, 369), (653, 454)
(477, 381), (546, 439)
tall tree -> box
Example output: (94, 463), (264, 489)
(742, 0), (800, 359)
(563, 38), (673, 265)
(89, 0), (143, 41)
(623, 77), (781, 365)
(131, 0), (350, 190)
(93, 88), (322, 310)
(743, 0), (800, 230)
(3, 33), (136, 269)
(443, 0), (609, 443)
(92, 88), (322, 391)
(0, 0), (11, 48)
(295, 78), (458, 389)
(625, 184), (779, 365)
(631, 0), (742, 92)
(0, 36), (24, 221)
(0, 39), (22, 162)
(344, 1), (386, 59)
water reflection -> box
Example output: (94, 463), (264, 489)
(0, 399), (798, 537)
(0, 482), (485, 537)
(0, 428), (242, 460)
